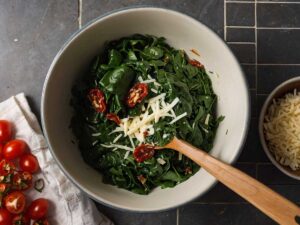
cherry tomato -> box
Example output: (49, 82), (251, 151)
(106, 113), (121, 125)
(126, 83), (148, 108)
(33, 218), (50, 225)
(87, 89), (106, 113)
(19, 154), (39, 174)
(12, 171), (32, 191)
(4, 191), (26, 214)
(27, 198), (49, 220)
(0, 143), (3, 158)
(133, 144), (155, 163)
(189, 59), (204, 69)
(3, 140), (27, 160)
(0, 159), (16, 176)
(0, 184), (11, 207)
(0, 208), (12, 225)
(12, 214), (29, 225)
(0, 121), (12, 144)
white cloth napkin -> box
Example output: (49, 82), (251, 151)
(0, 93), (113, 225)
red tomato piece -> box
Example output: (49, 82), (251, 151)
(3, 140), (27, 160)
(12, 171), (32, 191)
(19, 154), (39, 174)
(27, 198), (49, 220)
(126, 83), (148, 108)
(0, 159), (16, 176)
(189, 59), (204, 69)
(87, 89), (106, 113)
(133, 144), (155, 163)
(33, 218), (50, 225)
(0, 208), (12, 225)
(0, 121), (12, 144)
(106, 113), (121, 125)
(4, 191), (26, 214)
(12, 214), (30, 225)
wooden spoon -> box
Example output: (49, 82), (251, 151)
(161, 137), (300, 225)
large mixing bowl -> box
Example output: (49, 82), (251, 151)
(41, 7), (250, 212)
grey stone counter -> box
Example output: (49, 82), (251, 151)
(1, 1), (299, 224)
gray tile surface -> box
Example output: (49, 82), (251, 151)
(258, 29), (300, 64)
(227, 28), (255, 42)
(228, 43), (256, 63)
(226, 3), (255, 26)
(258, 3), (300, 27)
(1, 0), (300, 225)
(96, 204), (177, 225)
(81, 0), (224, 37)
(179, 203), (276, 225)
(0, 0), (78, 118)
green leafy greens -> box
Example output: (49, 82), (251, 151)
(71, 34), (223, 194)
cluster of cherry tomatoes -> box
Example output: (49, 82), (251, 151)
(0, 120), (50, 225)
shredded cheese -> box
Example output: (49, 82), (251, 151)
(91, 132), (101, 137)
(138, 76), (143, 82)
(142, 79), (156, 84)
(151, 88), (158, 94)
(157, 158), (166, 165)
(124, 150), (130, 159)
(264, 90), (300, 171)
(170, 112), (187, 124)
(205, 114), (210, 125)
(103, 76), (187, 152)
(113, 134), (123, 143)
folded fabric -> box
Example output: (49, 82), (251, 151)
(0, 93), (113, 225)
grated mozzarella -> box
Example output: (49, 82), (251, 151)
(138, 76), (143, 82)
(264, 90), (300, 171)
(91, 132), (101, 137)
(169, 112), (187, 124)
(178, 153), (183, 160)
(124, 150), (131, 159)
(142, 79), (156, 84)
(129, 135), (135, 148)
(205, 114), (210, 125)
(113, 134), (123, 143)
(157, 158), (166, 165)
(151, 88), (158, 94)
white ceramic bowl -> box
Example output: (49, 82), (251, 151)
(259, 77), (300, 180)
(41, 7), (250, 212)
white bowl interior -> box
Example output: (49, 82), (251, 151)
(42, 8), (249, 211)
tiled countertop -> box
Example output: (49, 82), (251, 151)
(1, 1), (300, 224)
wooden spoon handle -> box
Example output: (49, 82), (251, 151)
(167, 138), (300, 225)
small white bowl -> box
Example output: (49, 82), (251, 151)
(259, 77), (300, 180)
(41, 7), (250, 212)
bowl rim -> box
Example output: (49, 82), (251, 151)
(41, 6), (251, 212)
(258, 76), (300, 180)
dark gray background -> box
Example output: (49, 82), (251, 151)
(1, 1), (300, 224)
